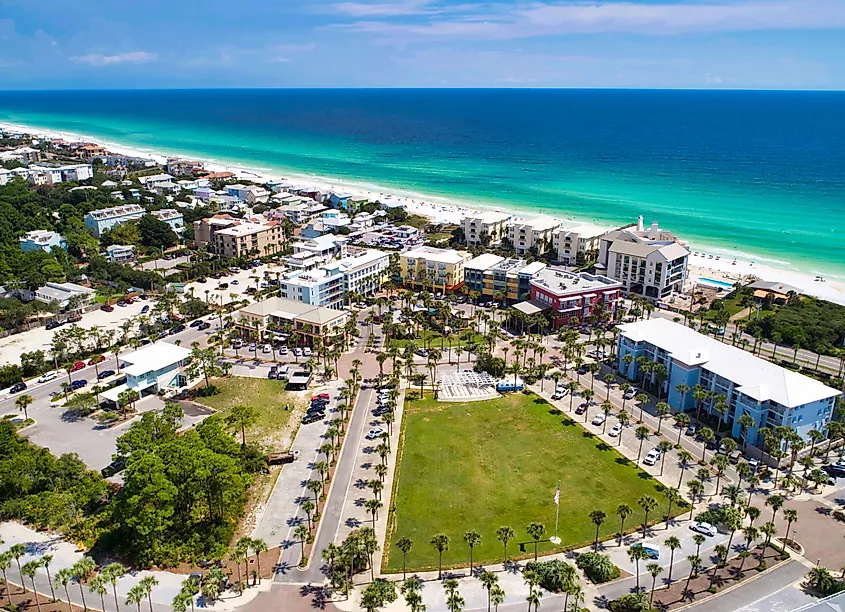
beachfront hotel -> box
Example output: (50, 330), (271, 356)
(507, 216), (562, 256)
(461, 211), (512, 246)
(515, 267), (622, 329)
(597, 217), (689, 300)
(553, 223), (609, 266)
(399, 246), (472, 292)
(464, 254), (546, 303)
(212, 220), (285, 259)
(616, 318), (841, 448)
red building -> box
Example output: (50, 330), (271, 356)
(528, 268), (622, 329)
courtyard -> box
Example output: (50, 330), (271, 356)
(385, 392), (674, 572)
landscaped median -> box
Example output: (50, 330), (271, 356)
(384, 391), (686, 573)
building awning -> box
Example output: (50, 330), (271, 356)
(101, 383), (129, 403)
(512, 299), (551, 316)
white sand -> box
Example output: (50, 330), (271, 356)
(5, 120), (845, 306)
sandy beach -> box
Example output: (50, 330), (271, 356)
(5, 119), (845, 306)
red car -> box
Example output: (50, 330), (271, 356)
(88, 355), (105, 365)
(100, 304), (114, 312)
(312, 393), (330, 401)
(69, 361), (86, 372)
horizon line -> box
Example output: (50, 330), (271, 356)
(2, 86), (845, 93)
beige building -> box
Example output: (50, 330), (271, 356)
(507, 216), (562, 256)
(461, 211), (511, 245)
(399, 246), (472, 292)
(193, 214), (240, 248)
(235, 296), (349, 344)
(211, 221), (285, 259)
(553, 223), (609, 265)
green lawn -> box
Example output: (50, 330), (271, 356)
(390, 330), (486, 350)
(385, 393), (675, 572)
(193, 377), (306, 448)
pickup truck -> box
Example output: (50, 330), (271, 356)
(267, 450), (300, 465)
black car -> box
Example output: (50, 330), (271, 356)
(308, 402), (327, 413)
(45, 320), (62, 330)
(9, 382), (27, 393)
(302, 412), (325, 424)
(97, 369), (115, 380)
(268, 367), (278, 380)
(100, 458), (126, 477)
(823, 464), (845, 478)
(171, 324), (186, 334)
(70, 379), (88, 390)
(190, 319), (203, 328)
(198, 322), (211, 331)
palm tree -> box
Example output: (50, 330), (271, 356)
(638, 495), (658, 537)
(496, 525), (516, 565)
(126, 584), (145, 612)
(102, 562), (127, 611)
(463, 530), (481, 575)
(655, 402), (670, 434)
(54, 567), (74, 612)
(139, 575), (158, 612)
(22, 560), (43, 612)
(72, 557), (96, 611)
(675, 383), (690, 413)
(657, 440), (674, 476)
(589, 510), (607, 550)
(783, 508), (798, 544)
(635, 425), (650, 464)
(294, 524), (311, 565)
(430, 533), (450, 579)
(8, 544), (26, 593)
(526, 522), (546, 561)
(699, 427), (714, 461)
(490, 585), (505, 612)
(647, 563), (663, 605)
(88, 575), (108, 612)
(684, 555), (702, 594)
(15, 393), (33, 420)
(41, 554), (56, 602)
(636, 392), (649, 422)
(664, 536), (681, 584)
(396, 537), (413, 580)
(0, 551), (14, 607)
(766, 494), (785, 523)
(628, 545), (649, 591)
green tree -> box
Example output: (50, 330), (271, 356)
(430, 533), (450, 579)
(185, 344), (224, 389)
(647, 563), (663, 605)
(72, 557), (96, 611)
(138, 214), (178, 249)
(102, 562), (127, 612)
(627, 545), (649, 591)
(497, 526), (515, 565)
(590, 510), (607, 550)
(225, 404), (258, 446)
(479, 570), (499, 612)
(526, 522), (546, 561)
(22, 560), (44, 612)
(664, 536), (681, 584)
(396, 537), (413, 580)
(616, 504), (633, 545)
(638, 495), (658, 537)
(463, 530), (481, 575)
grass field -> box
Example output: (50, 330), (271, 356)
(193, 377), (305, 448)
(385, 392), (674, 572)
(390, 330), (486, 349)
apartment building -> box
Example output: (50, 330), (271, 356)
(151, 208), (185, 231)
(399, 246), (472, 292)
(553, 223), (609, 265)
(331, 249), (390, 297)
(507, 216), (562, 256)
(84, 205), (145, 237)
(521, 267), (622, 329)
(616, 318), (841, 448)
(19, 230), (67, 253)
(598, 217), (689, 300)
(279, 268), (345, 310)
(193, 214), (240, 248)
(464, 254), (546, 303)
(213, 221), (285, 259)
(462, 211), (511, 245)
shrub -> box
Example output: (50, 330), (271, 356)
(524, 559), (577, 592)
(696, 507), (726, 527)
(194, 384), (219, 397)
(575, 551), (620, 584)
(833, 510), (845, 523)
(608, 592), (651, 612)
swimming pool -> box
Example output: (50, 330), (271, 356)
(698, 277), (734, 289)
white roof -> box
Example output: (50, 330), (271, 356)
(519, 261), (547, 276)
(512, 216), (561, 232)
(465, 253), (505, 271)
(122, 341), (191, 377)
(334, 249), (389, 272)
(559, 223), (608, 239)
(618, 318), (841, 408)
(215, 222), (269, 237)
(468, 210), (511, 224)
(404, 246), (468, 265)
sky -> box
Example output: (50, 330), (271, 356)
(1, 0), (845, 89)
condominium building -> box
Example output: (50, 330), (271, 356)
(507, 216), (562, 256)
(331, 249), (390, 297)
(399, 246), (472, 292)
(616, 318), (841, 447)
(213, 221), (285, 259)
(464, 254), (546, 303)
(598, 217), (689, 300)
(19, 230), (67, 253)
(553, 223), (609, 265)
(287, 234), (349, 270)
(279, 268), (345, 310)
(193, 214), (240, 248)
(151, 209), (185, 231)
(235, 296), (349, 344)
(462, 211), (511, 245)
(84, 204), (145, 237)
(522, 268), (622, 328)
(105, 244), (136, 262)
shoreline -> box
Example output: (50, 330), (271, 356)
(3, 118), (845, 307)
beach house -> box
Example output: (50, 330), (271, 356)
(616, 318), (842, 449)
(105, 244), (136, 262)
(84, 204), (146, 237)
(101, 341), (194, 405)
(151, 208), (185, 231)
(19, 230), (67, 253)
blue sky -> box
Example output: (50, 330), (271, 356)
(1, 0), (845, 89)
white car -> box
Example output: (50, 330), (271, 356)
(624, 387), (638, 400)
(690, 521), (718, 537)
(591, 413), (607, 426)
(37, 371), (59, 383)
(303, 347), (313, 357)
(366, 428), (385, 440)
(643, 448), (662, 466)
(608, 423), (623, 437)
(263, 344), (271, 354)
(278, 346), (288, 355)
(293, 347), (303, 357)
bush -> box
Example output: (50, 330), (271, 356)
(833, 510), (845, 523)
(608, 592), (652, 612)
(575, 551), (621, 584)
(696, 507), (726, 526)
(523, 559), (578, 592)
(194, 384), (220, 397)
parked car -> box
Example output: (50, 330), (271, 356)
(623, 387), (638, 400)
(101, 458), (126, 478)
(88, 355), (105, 365)
(293, 347), (303, 357)
(100, 304), (114, 312)
(575, 403), (588, 415)
(140, 305), (149, 313)
(197, 322), (211, 331)
(643, 448), (662, 466)
(747, 458), (761, 472)
(231, 279), (239, 285)
(37, 371), (58, 383)
(823, 464), (845, 478)
(9, 382), (27, 393)
(70, 361), (86, 372)
(268, 367), (278, 380)
(70, 379), (88, 390)
(690, 522), (718, 537)
(190, 319), (203, 328)
(633, 543), (660, 560)
(302, 412), (324, 424)
(278, 346), (288, 355)
(366, 428), (385, 440)
(97, 370), (115, 380)
(314, 392), (330, 400)
(591, 413), (607, 426)
(263, 344), (271, 354)
(608, 423), (623, 437)
(303, 347), (312, 357)
(685, 424), (696, 436)
(45, 320), (63, 330)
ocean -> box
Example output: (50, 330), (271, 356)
(0, 89), (843, 277)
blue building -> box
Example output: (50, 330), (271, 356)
(84, 204), (145, 237)
(616, 318), (840, 447)
(19, 230), (67, 253)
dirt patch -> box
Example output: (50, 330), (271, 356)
(160, 546), (280, 582)
(1, 582), (87, 612)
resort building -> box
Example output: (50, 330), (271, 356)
(105, 244), (136, 262)
(521, 268), (622, 328)
(19, 230), (67, 253)
(193, 214), (240, 248)
(287, 234), (349, 270)
(33, 282), (95, 309)
(553, 223), (609, 266)
(462, 211), (511, 246)
(279, 268), (345, 310)
(598, 217), (689, 300)
(616, 318), (841, 448)
(84, 204), (145, 237)
(507, 216), (562, 256)
(102, 341), (194, 405)
(399, 246), (472, 292)
(235, 296), (349, 344)
(464, 254), (546, 303)
(212, 220), (285, 259)
(151, 208), (185, 231)
(333, 249), (390, 297)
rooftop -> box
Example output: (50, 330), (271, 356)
(152, 209), (183, 220)
(87, 204), (144, 221)
(404, 246), (469, 265)
(20, 230), (63, 243)
(334, 249), (389, 272)
(216, 222), (272, 237)
(511, 216), (561, 232)
(618, 318), (841, 408)
(531, 268), (621, 296)
(138, 173), (174, 184)
(558, 223), (609, 239)
(467, 210), (511, 224)
(609, 239), (689, 261)
(465, 253), (505, 271)
(748, 280), (803, 295)
(122, 341), (191, 377)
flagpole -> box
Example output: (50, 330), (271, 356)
(551, 479), (561, 544)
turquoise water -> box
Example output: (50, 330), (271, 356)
(698, 278), (736, 289)
(0, 89), (843, 277)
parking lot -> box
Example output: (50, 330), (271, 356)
(179, 261), (287, 307)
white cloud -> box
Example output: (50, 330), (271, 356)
(266, 56), (292, 63)
(71, 51), (157, 66)
(332, 0), (437, 16)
